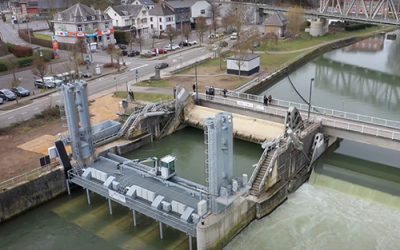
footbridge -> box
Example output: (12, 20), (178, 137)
(197, 87), (400, 151)
(236, 0), (400, 26)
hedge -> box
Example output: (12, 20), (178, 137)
(33, 49), (54, 62)
(17, 57), (33, 67)
(7, 43), (33, 57)
(0, 62), (7, 72)
(114, 30), (128, 44)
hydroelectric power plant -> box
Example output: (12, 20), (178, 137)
(26, 67), (398, 249)
(1, 33), (400, 250)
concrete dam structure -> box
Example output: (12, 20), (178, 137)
(35, 84), (328, 249)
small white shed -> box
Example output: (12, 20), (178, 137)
(227, 54), (260, 76)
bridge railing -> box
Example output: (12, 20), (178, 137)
(208, 87), (400, 130)
(198, 93), (400, 142)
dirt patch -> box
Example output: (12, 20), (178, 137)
(0, 93), (123, 183)
(0, 120), (64, 183)
(168, 74), (248, 92)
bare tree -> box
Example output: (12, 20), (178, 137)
(126, 30), (135, 51)
(287, 6), (305, 36)
(196, 16), (208, 45)
(107, 44), (116, 65)
(165, 26), (177, 46)
(151, 29), (158, 48)
(227, 4), (249, 40)
(221, 14), (231, 33)
(32, 55), (49, 87)
(182, 23), (191, 41)
(208, 1), (220, 34)
(135, 33), (144, 52)
(7, 58), (18, 85)
(246, 27), (262, 54)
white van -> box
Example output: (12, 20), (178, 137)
(230, 32), (238, 40)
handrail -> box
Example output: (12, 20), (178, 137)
(0, 163), (58, 191)
(197, 93), (400, 142)
(258, 150), (279, 194)
(248, 147), (269, 187)
(205, 87), (400, 130)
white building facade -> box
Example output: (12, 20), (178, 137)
(105, 5), (150, 37)
(149, 4), (176, 36)
(52, 3), (115, 48)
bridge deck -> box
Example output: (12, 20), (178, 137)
(196, 90), (400, 151)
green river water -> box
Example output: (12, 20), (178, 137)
(1, 33), (400, 249)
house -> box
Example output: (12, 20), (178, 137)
(166, 0), (211, 29)
(149, 4), (176, 36)
(9, 0), (68, 17)
(105, 5), (150, 37)
(264, 13), (287, 38)
(227, 54), (260, 76)
(52, 3), (115, 48)
(122, 0), (155, 9)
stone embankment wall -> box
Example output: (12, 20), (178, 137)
(0, 167), (66, 223)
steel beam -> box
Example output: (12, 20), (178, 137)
(108, 199), (113, 215)
(66, 180), (71, 195)
(132, 209), (137, 227)
(159, 222), (163, 240)
(86, 188), (91, 205)
(189, 235), (193, 250)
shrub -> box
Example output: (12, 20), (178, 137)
(0, 62), (7, 72)
(114, 30), (128, 44)
(8, 44), (33, 57)
(17, 57), (33, 67)
(103, 62), (119, 68)
(33, 50), (54, 62)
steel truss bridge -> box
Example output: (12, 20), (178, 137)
(237, 0), (400, 25)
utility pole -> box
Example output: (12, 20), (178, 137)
(308, 78), (314, 121)
(195, 62), (198, 103)
(26, 19), (31, 43)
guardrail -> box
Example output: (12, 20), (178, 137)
(198, 93), (400, 142)
(0, 163), (58, 191)
(209, 87), (400, 130)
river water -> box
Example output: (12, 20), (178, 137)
(2, 34), (400, 250)
(225, 33), (400, 249)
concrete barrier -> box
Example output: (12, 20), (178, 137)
(0, 167), (66, 223)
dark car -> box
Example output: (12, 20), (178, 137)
(117, 44), (128, 50)
(128, 50), (140, 57)
(179, 41), (189, 47)
(122, 49), (128, 56)
(0, 97), (3, 105)
(11, 86), (30, 97)
(0, 89), (17, 101)
(155, 62), (169, 70)
(34, 79), (55, 89)
(80, 71), (92, 78)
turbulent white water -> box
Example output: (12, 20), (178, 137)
(226, 184), (400, 250)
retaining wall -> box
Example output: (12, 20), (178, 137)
(0, 167), (66, 223)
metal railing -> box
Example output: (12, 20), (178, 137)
(0, 163), (58, 192)
(248, 147), (269, 187)
(198, 93), (400, 142)
(208, 87), (400, 130)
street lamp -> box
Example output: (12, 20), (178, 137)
(195, 61), (198, 103)
(307, 78), (314, 121)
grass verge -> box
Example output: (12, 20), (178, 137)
(114, 91), (173, 102)
(135, 79), (175, 88)
(33, 33), (52, 41)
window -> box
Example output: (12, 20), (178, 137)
(151, 24), (153, 29)
(77, 24), (82, 31)
(105, 22), (109, 29)
(160, 25), (162, 30)
(84, 24), (89, 30)
(200, 9), (205, 14)
(159, 17), (162, 22)
(150, 17), (153, 22)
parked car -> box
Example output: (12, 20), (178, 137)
(208, 33), (220, 39)
(154, 62), (169, 70)
(122, 49), (128, 56)
(0, 89), (17, 101)
(179, 40), (189, 47)
(80, 71), (92, 78)
(141, 49), (153, 57)
(219, 41), (228, 48)
(117, 44), (128, 50)
(230, 32), (238, 40)
(165, 44), (180, 51)
(128, 50), (140, 57)
(0, 97), (3, 105)
(152, 48), (167, 55)
(34, 79), (56, 89)
(188, 40), (197, 46)
(11, 86), (30, 97)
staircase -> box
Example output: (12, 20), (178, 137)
(249, 149), (277, 196)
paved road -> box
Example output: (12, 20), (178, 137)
(0, 45), (216, 128)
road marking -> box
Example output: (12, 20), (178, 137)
(129, 64), (148, 71)
(34, 107), (39, 110)
(7, 116), (14, 120)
